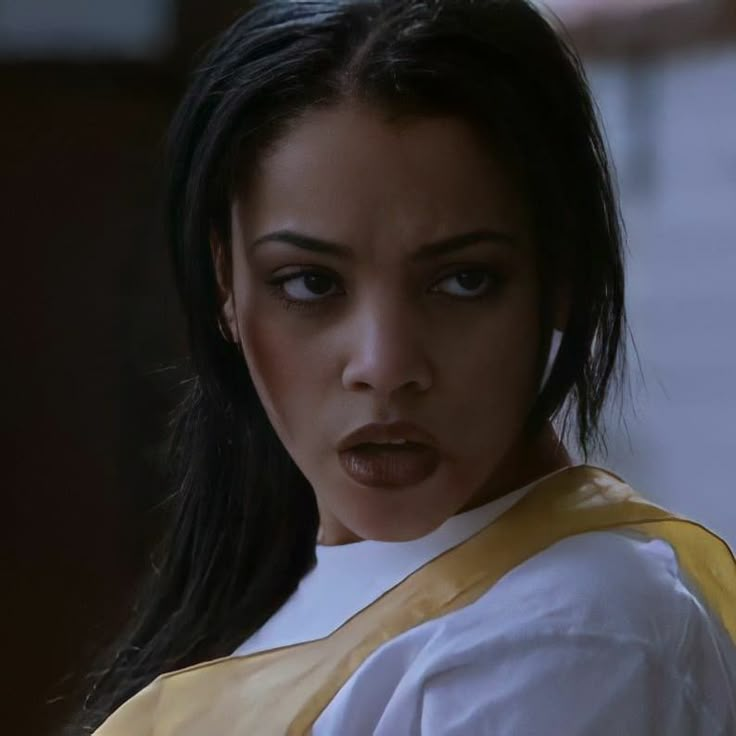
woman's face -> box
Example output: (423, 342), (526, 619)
(219, 100), (546, 544)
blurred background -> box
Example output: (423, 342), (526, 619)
(2, 0), (734, 733)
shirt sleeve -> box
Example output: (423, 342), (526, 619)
(312, 532), (735, 736)
(413, 627), (723, 736)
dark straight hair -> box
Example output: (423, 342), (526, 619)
(74, 0), (625, 730)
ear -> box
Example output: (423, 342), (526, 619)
(210, 232), (238, 343)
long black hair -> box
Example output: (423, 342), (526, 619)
(74, 0), (625, 730)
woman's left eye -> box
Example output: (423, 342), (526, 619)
(431, 269), (498, 298)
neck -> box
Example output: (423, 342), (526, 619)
(458, 423), (572, 515)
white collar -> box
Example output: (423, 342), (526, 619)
(233, 474), (550, 657)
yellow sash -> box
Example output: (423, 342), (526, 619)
(95, 466), (736, 735)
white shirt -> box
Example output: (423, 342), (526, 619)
(233, 476), (736, 735)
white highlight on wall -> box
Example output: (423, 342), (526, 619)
(0, 0), (175, 59)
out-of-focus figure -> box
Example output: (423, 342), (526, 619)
(539, 0), (736, 549)
(534, 0), (735, 53)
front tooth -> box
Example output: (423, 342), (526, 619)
(388, 438), (407, 445)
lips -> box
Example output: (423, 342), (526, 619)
(337, 421), (437, 452)
(337, 421), (440, 488)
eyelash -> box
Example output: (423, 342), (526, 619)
(266, 266), (506, 312)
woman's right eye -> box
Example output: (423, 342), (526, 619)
(269, 270), (342, 306)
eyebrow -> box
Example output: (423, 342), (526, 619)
(249, 228), (517, 260)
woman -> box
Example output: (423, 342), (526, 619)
(77, 0), (736, 733)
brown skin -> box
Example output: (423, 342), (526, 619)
(215, 100), (570, 545)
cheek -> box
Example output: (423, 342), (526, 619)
(441, 295), (540, 441)
(239, 308), (305, 439)
(451, 339), (536, 417)
(237, 295), (338, 452)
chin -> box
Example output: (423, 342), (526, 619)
(316, 461), (472, 544)
(344, 493), (455, 543)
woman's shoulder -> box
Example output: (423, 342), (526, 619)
(315, 530), (736, 735)
(436, 529), (734, 725)
(483, 529), (694, 637)
(448, 528), (732, 670)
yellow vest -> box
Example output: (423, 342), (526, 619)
(95, 466), (736, 735)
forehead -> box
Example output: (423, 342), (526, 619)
(236, 100), (527, 249)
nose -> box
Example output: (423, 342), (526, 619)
(341, 297), (433, 398)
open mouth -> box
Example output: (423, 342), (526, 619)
(338, 442), (439, 488)
(353, 441), (425, 452)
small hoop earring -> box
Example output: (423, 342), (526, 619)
(217, 317), (233, 344)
